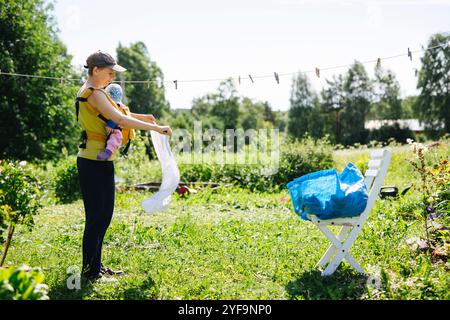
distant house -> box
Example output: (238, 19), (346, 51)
(364, 119), (427, 134)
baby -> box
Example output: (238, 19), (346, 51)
(96, 83), (124, 160)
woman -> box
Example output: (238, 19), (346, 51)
(76, 51), (172, 281)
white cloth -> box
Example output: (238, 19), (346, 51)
(142, 131), (180, 213)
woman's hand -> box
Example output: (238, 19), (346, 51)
(155, 125), (172, 136)
(144, 114), (156, 123)
(130, 112), (156, 123)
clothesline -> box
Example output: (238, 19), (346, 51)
(0, 42), (447, 87)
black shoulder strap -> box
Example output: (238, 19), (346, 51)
(79, 131), (87, 149)
(75, 87), (108, 123)
(75, 87), (94, 121)
(121, 139), (132, 156)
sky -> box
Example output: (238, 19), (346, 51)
(52, 0), (450, 111)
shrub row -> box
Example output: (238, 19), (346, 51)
(179, 136), (334, 191)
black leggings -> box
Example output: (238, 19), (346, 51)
(77, 157), (115, 277)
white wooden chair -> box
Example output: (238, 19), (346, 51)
(306, 149), (392, 276)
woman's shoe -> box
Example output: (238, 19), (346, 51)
(100, 264), (124, 276)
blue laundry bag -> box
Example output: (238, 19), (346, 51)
(287, 163), (368, 220)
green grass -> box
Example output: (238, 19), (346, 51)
(4, 142), (450, 300)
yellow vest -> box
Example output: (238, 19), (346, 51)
(76, 87), (135, 161)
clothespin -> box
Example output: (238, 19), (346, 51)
(376, 58), (381, 69)
(147, 81), (150, 89)
(315, 67), (320, 78)
(414, 69), (418, 77)
(274, 72), (279, 84)
(173, 80), (178, 89)
(248, 74), (254, 83)
(408, 48), (412, 61)
(238, 76), (241, 85)
(60, 77), (64, 85)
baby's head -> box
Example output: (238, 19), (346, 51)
(105, 83), (123, 103)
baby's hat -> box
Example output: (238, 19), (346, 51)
(105, 83), (123, 103)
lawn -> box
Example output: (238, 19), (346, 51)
(5, 142), (450, 300)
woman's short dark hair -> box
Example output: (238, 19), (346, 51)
(87, 66), (103, 76)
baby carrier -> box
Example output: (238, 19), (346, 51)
(75, 87), (135, 155)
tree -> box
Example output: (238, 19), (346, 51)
(191, 94), (214, 120)
(240, 97), (265, 130)
(263, 102), (276, 124)
(116, 42), (169, 118)
(191, 79), (240, 131)
(415, 33), (450, 134)
(370, 63), (402, 120)
(171, 112), (193, 131)
(211, 79), (240, 130)
(401, 95), (417, 119)
(273, 111), (288, 133)
(191, 93), (224, 130)
(320, 74), (346, 143)
(0, 0), (79, 160)
(340, 61), (373, 145)
(288, 73), (322, 139)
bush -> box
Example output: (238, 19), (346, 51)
(368, 124), (416, 144)
(0, 265), (49, 300)
(115, 134), (163, 185)
(406, 138), (450, 261)
(0, 161), (42, 225)
(0, 160), (43, 265)
(53, 158), (81, 204)
(180, 163), (213, 183)
(273, 135), (334, 186)
(178, 136), (334, 192)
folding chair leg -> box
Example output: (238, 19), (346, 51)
(317, 226), (350, 267)
(322, 253), (364, 276)
(321, 225), (365, 276)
